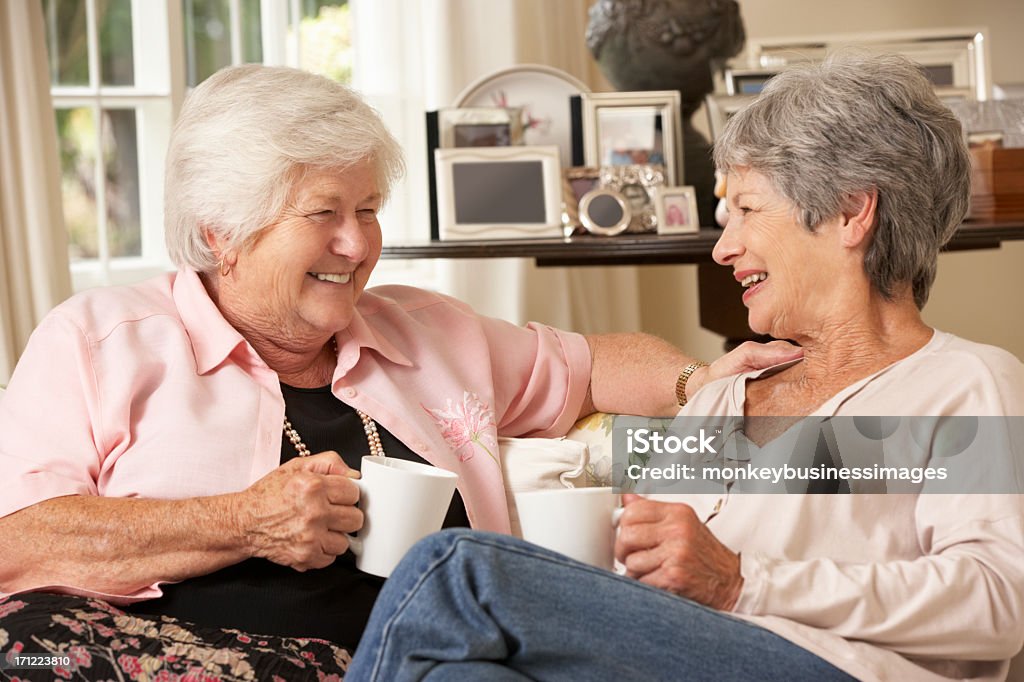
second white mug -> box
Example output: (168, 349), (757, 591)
(514, 487), (622, 570)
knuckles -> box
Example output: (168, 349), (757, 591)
(288, 471), (326, 500)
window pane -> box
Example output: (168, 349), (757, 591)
(103, 110), (142, 258)
(42, 0), (89, 86)
(184, 0), (232, 87)
(97, 0), (135, 86)
(241, 0), (263, 63)
(298, 1), (351, 83)
(56, 108), (98, 262)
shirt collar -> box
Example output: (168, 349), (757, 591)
(173, 270), (248, 375)
(335, 306), (413, 373)
(173, 270), (413, 375)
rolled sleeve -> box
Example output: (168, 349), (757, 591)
(482, 317), (592, 439)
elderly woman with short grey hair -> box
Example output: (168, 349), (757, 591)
(0, 64), (795, 678)
(346, 52), (1024, 682)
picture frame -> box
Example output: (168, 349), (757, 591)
(453, 64), (590, 169)
(747, 29), (990, 100)
(579, 187), (631, 236)
(704, 93), (759, 142)
(655, 186), (700, 235)
(581, 91), (683, 186)
(599, 164), (666, 233)
(437, 107), (524, 148)
(434, 145), (564, 241)
(561, 166), (601, 233)
(724, 67), (779, 95)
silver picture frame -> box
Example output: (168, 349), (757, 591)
(581, 91), (683, 186)
(598, 164), (666, 233)
(579, 187), (631, 236)
(704, 93), (759, 142)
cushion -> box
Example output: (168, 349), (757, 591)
(498, 436), (589, 537)
(563, 412), (616, 487)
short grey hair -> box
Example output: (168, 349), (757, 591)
(165, 64), (405, 272)
(713, 51), (971, 309)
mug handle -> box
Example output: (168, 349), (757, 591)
(612, 506), (624, 527)
(344, 478), (368, 556)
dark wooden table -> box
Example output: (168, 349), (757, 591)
(381, 220), (1024, 344)
(381, 221), (1024, 267)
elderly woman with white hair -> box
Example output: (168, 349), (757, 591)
(346, 52), (1024, 682)
(0, 65), (796, 678)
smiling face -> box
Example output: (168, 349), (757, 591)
(210, 161), (383, 353)
(712, 167), (850, 339)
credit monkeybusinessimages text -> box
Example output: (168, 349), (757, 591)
(625, 461), (948, 484)
(624, 428), (948, 484)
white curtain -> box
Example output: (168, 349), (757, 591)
(434, 0), (643, 333)
(0, 1), (72, 384)
(353, 0), (642, 334)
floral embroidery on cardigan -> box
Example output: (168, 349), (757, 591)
(423, 391), (498, 464)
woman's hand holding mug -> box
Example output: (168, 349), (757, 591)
(237, 451), (363, 571)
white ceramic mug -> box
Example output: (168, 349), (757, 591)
(513, 487), (623, 570)
(345, 456), (459, 577)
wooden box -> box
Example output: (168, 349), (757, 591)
(969, 145), (1024, 221)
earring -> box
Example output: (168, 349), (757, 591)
(218, 258), (232, 277)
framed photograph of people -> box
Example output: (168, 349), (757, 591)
(434, 145), (564, 241)
(581, 91), (683, 186)
(437, 107), (525, 148)
(655, 186), (700, 235)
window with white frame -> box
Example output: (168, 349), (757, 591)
(44, 0), (432, 293)
(44, 0), (177, 290)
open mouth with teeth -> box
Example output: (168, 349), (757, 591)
(740, 272), (768, 301)
(740, 272), (767, 288)
(309, 272), (352, 284)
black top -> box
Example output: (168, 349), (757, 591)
(127, 384), (469, 650)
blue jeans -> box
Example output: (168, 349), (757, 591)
(348, 529), (858, 681)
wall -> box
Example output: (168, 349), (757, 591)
(640, 0), (1023, 362)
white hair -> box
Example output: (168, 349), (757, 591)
(164, 64), (405, 272)
(713, 50), (971, 309)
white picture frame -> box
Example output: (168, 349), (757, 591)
(581, 91), (684, 186)
(434, 145), (564, 241)
(437, 107), (524, 148)
(453, 64), (590, 169)
(655, 186), (700, 235)
(704, 93), (759, 142)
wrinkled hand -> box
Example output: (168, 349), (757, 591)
(239, 451), (363, 571)
(687, 340), (803, 400)
(615, 494), (743, 610)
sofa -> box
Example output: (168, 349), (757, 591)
(1, 386), (1022, 680)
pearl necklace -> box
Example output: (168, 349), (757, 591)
(283, 409), (384, 458)
(281, 336), (386, 459)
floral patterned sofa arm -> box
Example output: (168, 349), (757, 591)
(562, 412), (619, 487)
(563, 412), (680, 490)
